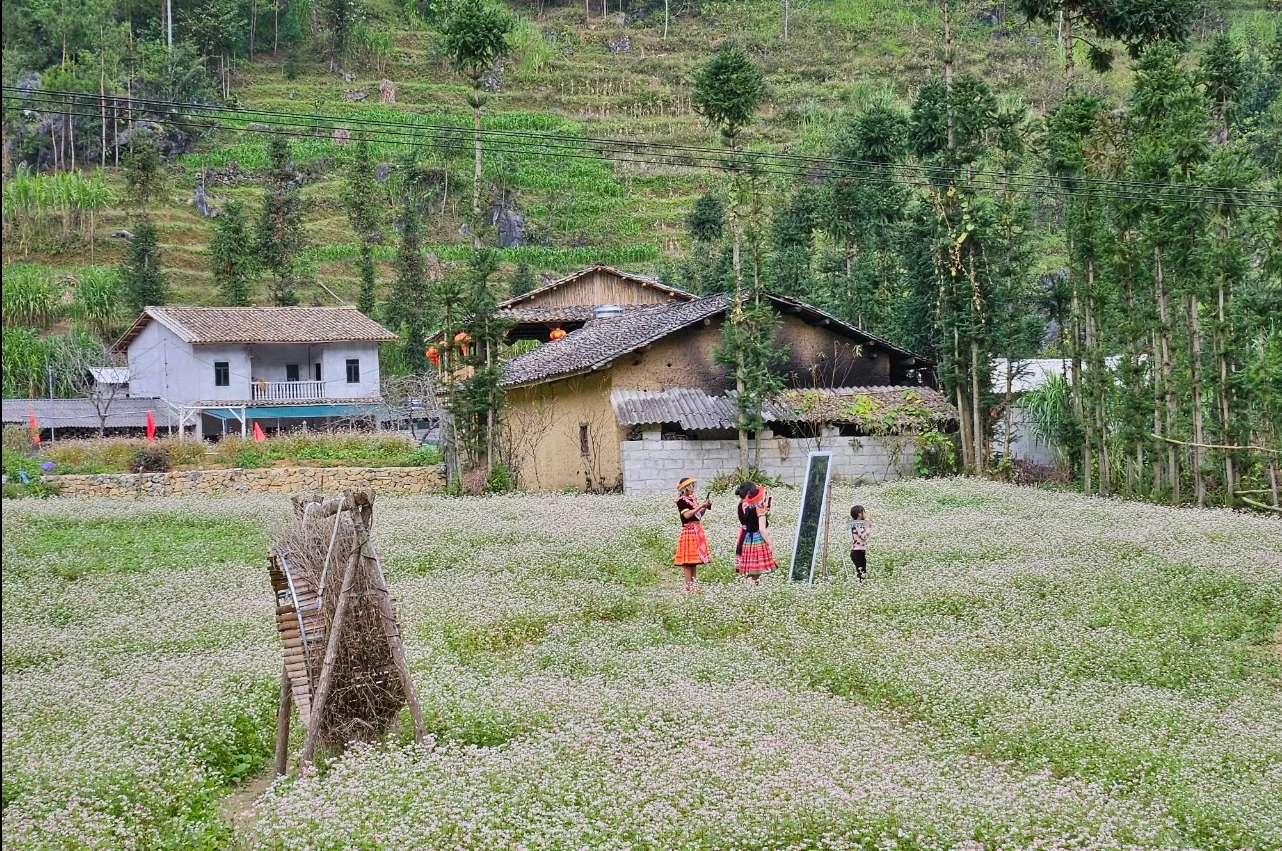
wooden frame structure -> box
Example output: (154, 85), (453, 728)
(269, 488), (426, 773)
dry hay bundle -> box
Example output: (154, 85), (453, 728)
(270, 490), (413, 753)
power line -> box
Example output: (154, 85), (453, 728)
(13, 87), (1280, 205)
(12, 88), (1276, 208)
(6, 88), (1281, 210)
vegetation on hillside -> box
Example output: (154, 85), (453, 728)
(2, 0), (1280, 508)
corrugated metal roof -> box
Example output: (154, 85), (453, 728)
(2, 398), (177, 429)
(990, 357), (1126, 394)
(89, 367), (130, 384)
(610, 386), (955, 430)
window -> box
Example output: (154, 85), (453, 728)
(346, 359), (360, 383)
(214, 361), (230, 387)
(314, 363), (322, 381)
(286, 364), (300, 382)
(579, 424), (590, 457)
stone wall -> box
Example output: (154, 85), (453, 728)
(620, 429), (914, 495)
(47, 466), (443, 498)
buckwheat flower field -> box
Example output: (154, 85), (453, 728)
(3, 480), (1280, 850)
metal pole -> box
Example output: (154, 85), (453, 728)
(167, 0), (173, 47)
(47, 365), (56, 442)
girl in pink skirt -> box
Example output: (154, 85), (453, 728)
(734, 482), (776, 584)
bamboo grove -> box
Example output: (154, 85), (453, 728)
(672, 16), (1282, 510)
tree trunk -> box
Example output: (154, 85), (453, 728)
(1003, 363), (1014, 461)
(970, 339), (983, 474)
(1070, 269), (1088, 492)
(1189, 292), (1206, 507)
(1215, 215), (1235, 505)
(783, 0), (790, 40)
(100, 39), (107, 169)
(1062, 9), (1074, 84)
(486, 339), (494, 475)
(663, 0), (669, 38)
(472, 91), (483, 236)
(943, 0), (955, 152)
(251, 0), (257, 56)
(1154, 246), (1179, 503)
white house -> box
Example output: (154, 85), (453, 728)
(112, 306), (397, 438)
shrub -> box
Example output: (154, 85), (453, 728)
(129, 446), (171, 473)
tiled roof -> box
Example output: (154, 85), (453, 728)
(3, 397), (178, 430)
(500, 292), (933, 388)
(501, 304), (659, 325)
(501, 295), (731, 387)
(113, 306), (397, 351)
(611, 386), (955, 431)
(498, 264), (697, 308)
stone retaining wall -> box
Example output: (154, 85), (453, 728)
(46, 466), (443, 497)
(620, 430), (914, 495)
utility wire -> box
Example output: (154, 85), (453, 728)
(13, 87), (1276, 207)
(12, 87), (1280, 204)
(7, 88), (1281, 209)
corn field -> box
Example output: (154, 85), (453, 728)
(1, 166), (115, 256)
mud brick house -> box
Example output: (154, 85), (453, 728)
(497, 266), (953, 493)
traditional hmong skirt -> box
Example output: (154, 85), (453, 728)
(674, 522), (711, 565)
(735, 531), (777, 575)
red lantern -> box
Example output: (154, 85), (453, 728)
(454, 331), (472, 344)
(426, 346), (440, 365)
(549, 327), (567, 340)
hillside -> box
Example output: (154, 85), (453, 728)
(5, 0), (1277, 308)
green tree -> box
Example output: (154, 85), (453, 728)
(389, 170), (431, 370)
(120, 222), (167, 314)
(508, 262), (534, 297)
(343, 140), (383, 315)
(321, 0), (365, 70)
(210, 201), (257, 306)
(448, 249), (509, 477)
(692, 44), (767, 471)
(255, 136), (306, 306)
(439, 0), (513, 222)
(1012, 0), (1198, 78)
(123, 137), (168, 210)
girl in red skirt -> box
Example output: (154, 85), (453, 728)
(734, 482), (777, 584)
(674, 477), (712, 593)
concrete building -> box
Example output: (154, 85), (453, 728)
(112, 306), (397, 438)
(497, 268), (951, 493)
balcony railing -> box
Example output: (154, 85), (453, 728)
(251, 380), (325, 402)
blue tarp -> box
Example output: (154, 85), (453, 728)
(202, 404), (380, 421)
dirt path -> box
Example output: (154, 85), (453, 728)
(221, 769), (277, 841)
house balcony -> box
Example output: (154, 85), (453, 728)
(252, 380), (325, 402)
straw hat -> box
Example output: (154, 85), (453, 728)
(676, 477), (697, 491)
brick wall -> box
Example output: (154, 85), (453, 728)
(46, 466), (442, 497)
(619, 430), (914, 495)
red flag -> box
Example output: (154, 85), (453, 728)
(253, 422), (266, 442)
(28, 408), (40, 445)
(145, 410), (156, 440)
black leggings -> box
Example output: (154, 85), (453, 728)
(850, 550), (867, 576)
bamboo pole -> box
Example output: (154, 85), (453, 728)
(1149, 434), (1279, 454)
(274, 662), (292, 775)
(300, 547), (361, 764)
(355, 515), (428, 745)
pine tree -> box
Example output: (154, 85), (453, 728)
(120, 222), (167, 313)
(448, 249), (510, 477)
(390, 178), (429, 372)
(255, 136), (306, 306)
(344, 140), (382, 315)
(210, 201), (257, 306)
(123, 137), (167, 210)
(508, 262), (535, 297)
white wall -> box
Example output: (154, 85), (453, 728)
(620, 429), (915, 495)
(127, 322), (252, 404)
(992, 407), (1058, 466)
(128, 325), (382, 404)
